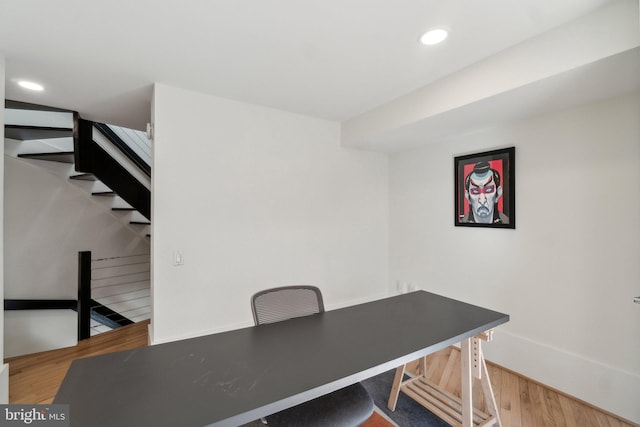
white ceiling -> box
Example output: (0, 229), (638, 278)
(350, 48), (640, 151)
(0, 0), (631, 144)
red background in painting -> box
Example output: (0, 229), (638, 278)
(461, 159), (504, 215)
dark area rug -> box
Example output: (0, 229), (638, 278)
(241, 370), (451, 426)
(360, 370), (451, 427)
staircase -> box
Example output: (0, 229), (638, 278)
(4, 100), (152, 337)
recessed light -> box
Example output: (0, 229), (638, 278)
(18, 80), (44, 91)
(420, 28), (448, 46)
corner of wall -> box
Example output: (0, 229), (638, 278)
(147, 322), (154, 346)
(0, 364), (8, 404)
(1, 53), (7, 399)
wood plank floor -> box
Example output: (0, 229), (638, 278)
(400, 347), (638, 427)
(5, 322), (637, 426)
(5, 320), (150, 404)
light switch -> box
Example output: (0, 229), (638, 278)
(173, 251), (184, 266)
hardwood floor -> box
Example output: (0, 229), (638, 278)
(402, 347), (638, 427)
(5, 322), (637, 426)
(5, 320), (149, 404)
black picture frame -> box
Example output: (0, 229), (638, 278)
(454, 147), (515, 229)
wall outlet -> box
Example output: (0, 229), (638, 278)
(397, 281), (409, 294)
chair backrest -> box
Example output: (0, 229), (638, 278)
(251, 285), (325, 325)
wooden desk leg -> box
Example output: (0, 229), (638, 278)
(387, 364), (406, 411)
(388, 334), (500, 427)
(460, 338), (473, 427)
(419, 356), (427, 378)
(480, 346), (502, 426)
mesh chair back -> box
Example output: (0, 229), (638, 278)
(251, 286), (325, 325)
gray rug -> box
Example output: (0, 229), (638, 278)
(361, 370), (451, 427)
(242, 370), (450, 426)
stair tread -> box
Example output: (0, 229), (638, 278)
(112, 207), (136, 211)
(130, 221), (151, 225)
(70, 173), (97, 181)
(5, 100), (72, 112)
(5, 125), (73, 141)
(92, 191), (116, 196)
(18, 151), (75, 164)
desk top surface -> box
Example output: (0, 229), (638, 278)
(54, 291), (509, 427)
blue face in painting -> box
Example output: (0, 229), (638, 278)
(465, 170), (502, 223)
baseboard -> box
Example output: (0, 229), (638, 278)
(150, 291), (391, 345)
(149, 319), (253, 345)
(483, 330), (640, 424)
(483, 358), (639, 427)
(324, 291), (392, 311)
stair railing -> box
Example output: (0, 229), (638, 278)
(74, 119), (151, 219)
(77, 251), (151, 339)
(93, 122), (150, 176)
(78, 251), (92, 339)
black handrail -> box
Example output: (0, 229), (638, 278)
(93, 122), (151, 176)
(78, 251), (92, 340)
(4, 300), (77, 310)
(74, 119), (151, 219)
(5, 250), (140, 341)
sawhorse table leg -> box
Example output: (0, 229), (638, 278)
(387, 330), (501, 427)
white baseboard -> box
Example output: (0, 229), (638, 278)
(483, 330), (640, 424)
(324, 291), (391, 311)
(150, 291), (391, 345)
(149, 319), (254, 345)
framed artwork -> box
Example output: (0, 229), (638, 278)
(454, 147), (515, 229)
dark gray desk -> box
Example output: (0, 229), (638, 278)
(54, 291), (509, 426)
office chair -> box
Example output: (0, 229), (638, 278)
(251, 286), (374, 427)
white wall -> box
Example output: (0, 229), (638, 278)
(0, 53), (8, 403)
(4, 157), (150, 300)
(4, 310), (76, 358)
(3, 155), (150, 356)
(151, 84), (389, 344)
(388, 93), (640, 422)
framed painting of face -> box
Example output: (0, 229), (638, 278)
(454, 147), (515, 229)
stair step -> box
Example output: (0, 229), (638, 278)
(70, 173), (97, 181)
(130, 221), (151, 225)
(5, 125), (73, 141)
(112, 207), (136, 211)
(5, 108), (74, 129)
(5, 99), (71, 112)
(90, 299), (133, 327)
(17, 151), (75, 164)
(92, 191), (116, 197)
